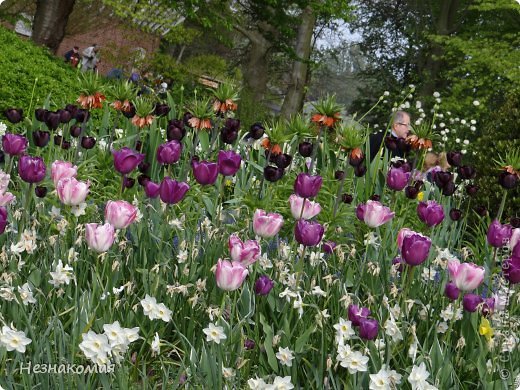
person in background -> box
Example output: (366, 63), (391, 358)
(81, 44), (100, 72)
(64, 46), (80, 68)
(369, 110), (412, 161)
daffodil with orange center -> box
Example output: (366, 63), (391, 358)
(77, 92), (106, 110)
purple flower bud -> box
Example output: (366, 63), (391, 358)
(294, 173), (322, 198)
(35, 185), (48, 198)
(4, 108), (23, 124)
(123, 176), (135, 189)
(18, 155), (46, 183)
(449, 208), (462, 221)
(220, 126), (238, 144)
(481, 297), (495, 317)
(138, 162), (150, 173)
(401, 232), (431, 266)
(112, 147), (145, 175)
(44, 111), (61, 130)
(274, 153), (292, 169)
(32, 130), (50, 148)
(444, 282), (460, 301)
(244, 338), (256, 350)
(144, 180), (160, 198)
(417, 200), (445, 227)
(462, 293), (482, 312)
(159, 177), (189, 204)
(249, 123), (265, 140)
(2, 134), (28, 156)
(81, 136), (96, 149)
(137, 174), (150, 186)
(70, 125), (82, 138)
(254, 275), (274, 296)
(498, 171), (518, 190)
(192, 160), (218, 185)
(35, 108), (48, 122)
(465, 184), (479, 196)
(487, 220), (512, 248)
(154, 103), (170, 117)
(298, 141), (313, 157)
(354, 164), (366, 177)
(342, 193), (353, 204)
(75, 109), (90, 123)
(167, 119), (186, 141)
(511, 217), (520, 229)
(264, 166), (284, 182)
(433, 171), (453, 189)
(386, 167), (410, 191)
(294, 219), (324, 247)
(58, 109), (72, 123)
(358, 318), (378, 340)
(457, 165), (476, 180)
(218, 150), (241, 176)
(322, 241), (337, 254)
(446, 151), (462, 167)
(335, 170), (345, 180)
(475, 205), (487, 217)
(442, 182), (456, 196)
(348, 304), (371, 326)
(405, 186), (419, 199)
(156, 140), (182, 165)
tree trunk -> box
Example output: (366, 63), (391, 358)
(32, 0), (76, 53)
(241, 30), (271, 104)
(280, 6), (316, 119)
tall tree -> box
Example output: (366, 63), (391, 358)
(32, 0), (76, 53)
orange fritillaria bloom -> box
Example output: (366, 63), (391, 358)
(213, 99), (238, 114)
(407, 135), (433, 150)
(504, 165), (520, 177)
(311, 112), (341, 127)
(349, 147), (364, 161)
(188, 117), (212, 130)
(131, 115), (154, 128)
(260, 138), (282, 155)
(77, 92), (106, 110)
(112, 100), (132, 113)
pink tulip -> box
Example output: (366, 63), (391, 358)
(0, 192), (14, 206)
(51, 160), (78, 187)
(215, 259), (248, 291)
(105, 200), (138, 229)
(0, 171), (10, 194)
(85, 223), (116, 253)
(447, 259), (485, 292)
(509, 228), (520, 252)
(356, 200), (395, 228)
(228, 234), (260, 266)
(253, 209), (283, 238)
(397, 228), (413, 250)
(289, 194), (321, 220)
(57, 177), (90, 205)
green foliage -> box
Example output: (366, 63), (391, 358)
(0, 26), (79, 111)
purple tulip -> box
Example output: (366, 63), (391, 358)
(462, 293), (482, 312)
(144, 180), (160, 199)
(0, 207), (7, 234)
(112, 147), (145, 175)
(487, 219), (512, 248)
(356, 200), (395, 228)
(358, 318), (378, 340)
(192, 160), (218, 185)
(294, 173), (322, 198)
(386, 167), (410, 191)
(417, 200), (445, 227)
(159, 177), (189, 204)
(401, 232), (431, 266)
(218, 150), (241, 176)
(2, 134), (28, 156)
(18, 155), (46, 183)
(348, 304), (371, 326)
(503, 257), (520, 284)
(254, 275), (274, 296)
(322, 241), (337, 254)
(294, 219), (324, 247)
(156, 140), (182, 165)
(244, 339), (256, 350)
(444, 282), (460, 301)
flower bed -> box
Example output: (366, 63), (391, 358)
(0, 80), (518, 389)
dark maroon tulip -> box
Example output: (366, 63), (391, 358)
(457, 165), (476, 180)
(294, 219), (324, 247)
(144, 180), (160, 198)
(335, 170), (345, 180)
(348, 151), (364, 167)
(254, 275), (274, 296)
(137, 174), (150, 186)
(0, 207), (7, 234)
(294, 173), (322, 198)
(392, 160), (412, 172)
(354, 164), (366, 177)
(81, 136), (96, 149)
(397, 137), (411, 153)
(387, 167), (410, 191)
(433, 171), (452, 189)
(384, 136), (398, 151)
(417, 200), (445, 227)
(220, 126), (238, 144)
(225, 118), (240, 132)
(157, 140), (182, 165)
(44, 111), (61, 130)
(487, 219), (512, 248)
(4, 108), (23, 124)
(182, 112), (193, 126)
(264, 166), (284, 182)
(342, 193), (353, 204)
(244, 339), (256, 350)
(475, 205), (487, 217)
(54, 135), (64, 146)
(370, 194), (380, 201)
(2, 134), (28, 156)
(444, 282), (460, 301)
(446, 151), (462, 167)
(123, 176), (135, 189)
(18, 155), (46, 183)
(32, 130), (50, 148)
(75, 109), (90, 123)
(465, 184), (479, 196)
(159, 177), (189, 204)
(449, 208), (462, 221)
(348, 304), (371, 326)
(35, 185), (47, 198)
(192, 160), (218, 185)
(218, 150), (241, 176)
(138, 161), (150, 173)
(61, 140), (71, 150)
(249, 123), (265, 140)
(462, 293), (482, 312)
(511, 217), (520, 229)
(167, 120), (186, 141)
(502, 257), (520, 284)
(414, 180), (424, 190)
(322, 241), (337, 254)
(401, 233), (431, 266)
(442, 181), (456, 196)
(498, 171), (518, 190)
(35, 108), (48, 122)
(70, 125), (82, 137)
(135, 140), (143, 153)
(65, 104), (78, 118)
(58, 109), (72, 123)
(112, 147), (145, 175)
(298, 141), (313, 157)
(275, 153), (292, 169)
(405, 186), (419, 199)
(154, 103), (170, 117)
(358, 318), (378, 340)
(122, 103), (136, 119)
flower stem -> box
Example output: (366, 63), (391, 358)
(257, 148), (272, 200)
(496, 190), (507, 221)
(308, 126), (323, 174)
